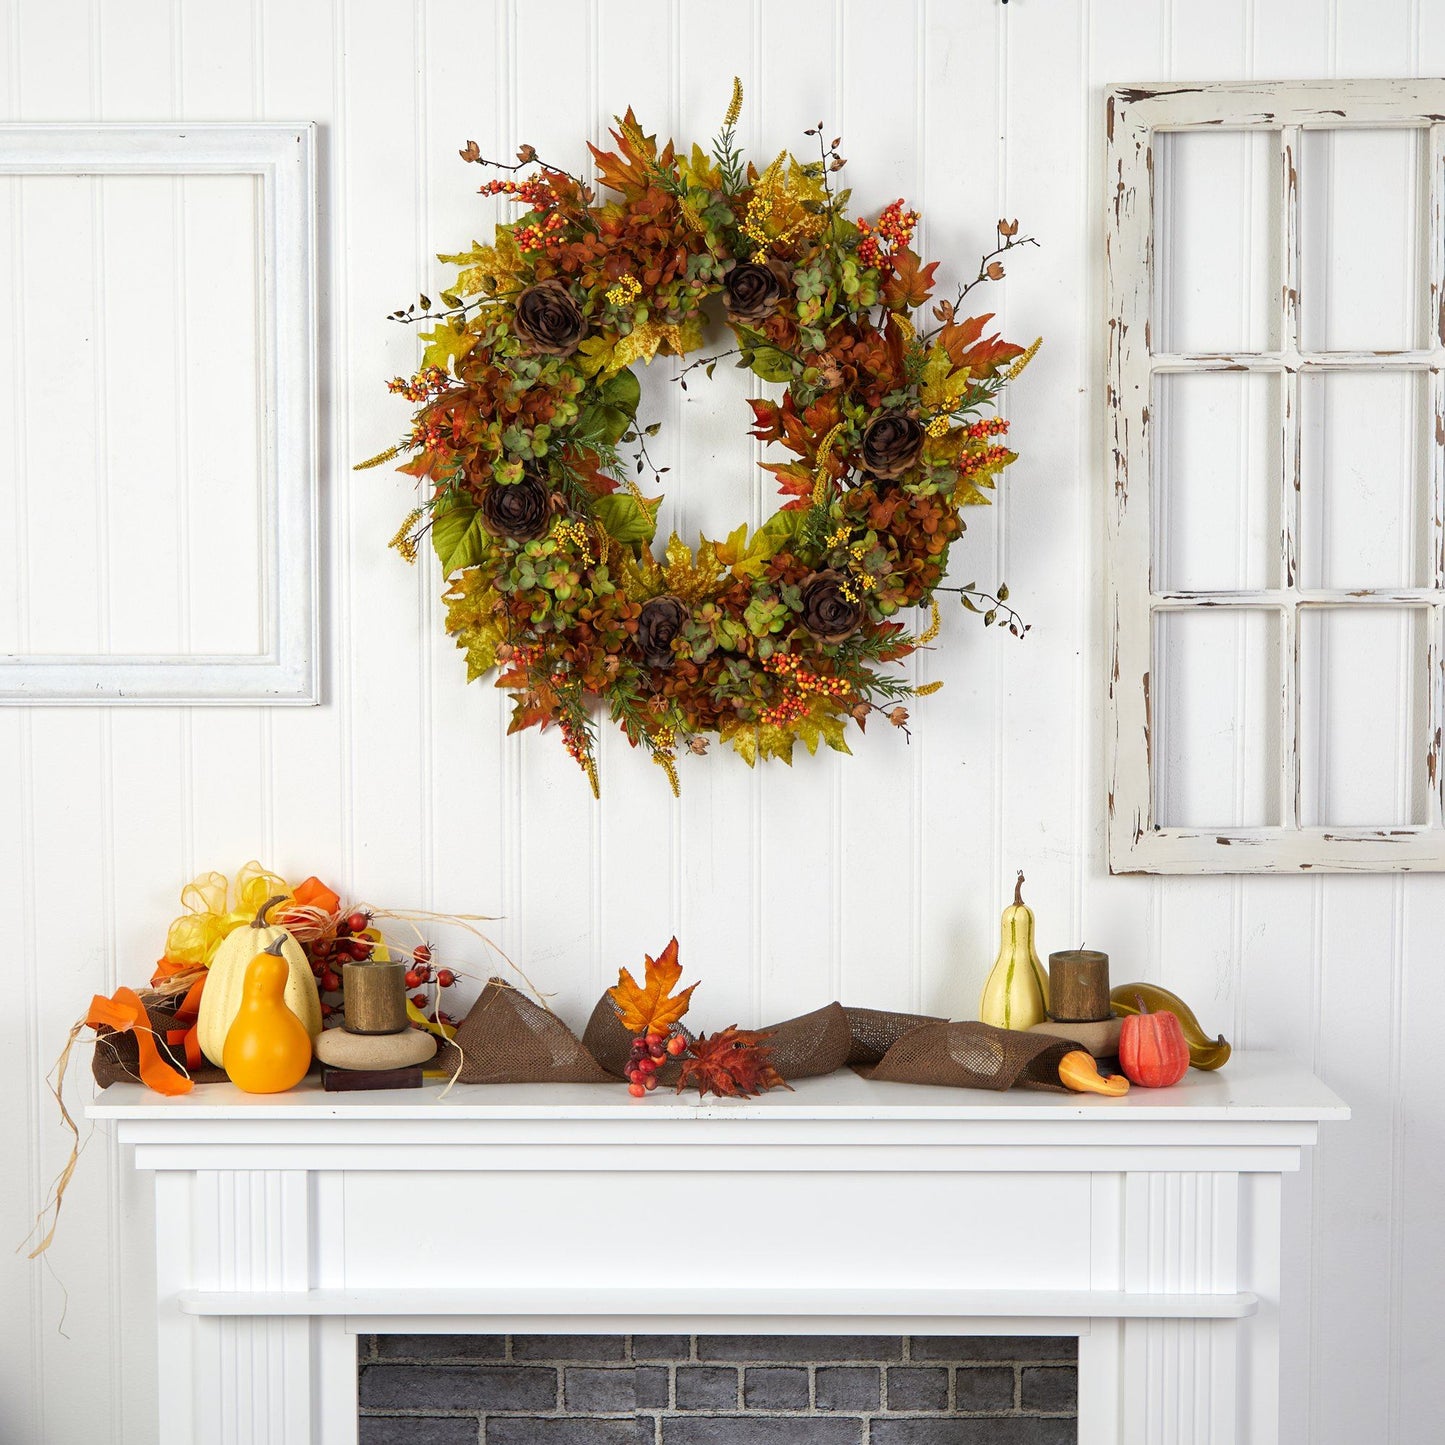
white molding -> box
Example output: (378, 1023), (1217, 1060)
(0, 123), (319, 704)
(1104, 79), (1445, 872)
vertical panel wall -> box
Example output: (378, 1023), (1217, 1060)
(0, 2), (1437, 1441)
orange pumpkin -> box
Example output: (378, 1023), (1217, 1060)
(222, 939), (314, 1093)
(1118, 1005), (1190, 1088)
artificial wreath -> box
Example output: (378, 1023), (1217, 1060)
(362, 81), (1039, 794)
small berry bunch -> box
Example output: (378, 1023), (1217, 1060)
(763, 652), (852, 699)
(403, 942), (460, 1026)
(478, 175), (559, 210)
(626, 1031), (689, 1097)
(304, 910), (378, 1019)
(385, 366), (449, 403)
(854, 197), (920, 271)
(515, 212), (568, 253)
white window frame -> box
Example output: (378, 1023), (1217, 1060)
(0, 123), (319, 704)
(1105, 80), (1445, 873)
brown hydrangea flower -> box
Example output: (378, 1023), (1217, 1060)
(723, 259), (792, 327)
(512, 280), (588, 357)
(859, 411), (925, 479)
(798, 569), (865, 644)
(479, 468), (552, 541)
(636, 594), (689, 669)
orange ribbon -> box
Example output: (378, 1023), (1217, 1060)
(85, 986), (193, 1095)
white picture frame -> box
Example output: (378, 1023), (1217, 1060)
(1105, 79), (1445, 873)
(0, 122), (318, 704)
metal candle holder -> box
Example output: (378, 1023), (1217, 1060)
(342, 960), (409, 1035)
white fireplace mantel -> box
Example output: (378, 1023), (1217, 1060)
(90, 1050), (1346, 1444)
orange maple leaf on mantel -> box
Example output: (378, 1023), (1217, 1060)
(607, 937), (697, 1037)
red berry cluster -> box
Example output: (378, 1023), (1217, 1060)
(306, 910), (375, 1019)
(763, 652), (851, 699)
(854, 197), (920, 270)
(386, 366), (449, 403)
(404, 942), (459, 1023)
(515, 212), (568, 253)
(958, 443), (1012, 479)
(478, 176), (557, 209)
(963, 416), (1010, 441)
(758, 692), (810, 727)
(626, 1031), (688, 1097)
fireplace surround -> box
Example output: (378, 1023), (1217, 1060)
(89, 1051), (1345, 1444)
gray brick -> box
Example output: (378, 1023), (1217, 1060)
(1020, 1365), (1078, 1413)
(487, 1421), (650, 1445)
(815, 1366), (881, 1412)
(871, 1420), (1075, 1445)
(636, 1366), (671, 1409)
(954, 1366), (1016, 1413)
(511, 1334), (626, 1362)
(375, 1334), (506, 1361)
(887, 1367), (950, 1412)
(360, 1419), (479, 1445)
(698, 1335), (902, 1363)
(675, 1366), (739, 1411)
(563, 1367), (636, 1413)
(663, 1419), (863, 1445)
(743, 1366), (810, 1410)
(359, 1364), (556, 1413)
(632, 1334), (691, 1360)
(911, 1337), (1076, 1363)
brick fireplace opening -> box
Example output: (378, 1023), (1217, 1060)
(358, 1334), (1079, 1444)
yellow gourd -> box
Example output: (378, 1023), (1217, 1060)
(222, 939), (314, 1093)
(978, 871), (1050, 1031)
(1058, 1049), (1130, 1097)
(197, 894), (320, 1067)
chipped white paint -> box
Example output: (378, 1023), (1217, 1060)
(1106, 80), (1445, 873)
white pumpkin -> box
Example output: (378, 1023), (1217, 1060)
(196, 894), (321, 1067)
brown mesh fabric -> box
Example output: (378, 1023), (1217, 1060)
(759, 1003), (854, 1079)
(452, 979), (613, 1084)
(842, 1005), (942, 1065)
(91, 994), (227, 1089)
(859, 1021), (1076, 1092)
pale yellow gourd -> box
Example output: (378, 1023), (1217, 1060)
(196, 894), (321, 1067)
(978, 872), (1050, 1031)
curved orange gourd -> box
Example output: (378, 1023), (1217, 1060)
(222, 939), (314, 1094)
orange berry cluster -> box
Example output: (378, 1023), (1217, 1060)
(386, 366), (449, 403)
(626, 1031), (688, 1096)
(516, 212), (568, 252)
(478, 176), (557, 210)
(959, 443), (1012, 478)
(855, 197), (920, 269)
(759, 692), (811, 727)
(498, 641), (546, 671)
(763, 652), (852, 699)
(963, 416), (1010, 441)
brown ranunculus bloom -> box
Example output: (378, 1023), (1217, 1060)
(479, 470), (552, 542)
(512, 280), (587, 357)
(798, 569), (865, 644)
(723, 259), (791, 327)
(636, 595), (689, 669)
(859, 412), (925, 479)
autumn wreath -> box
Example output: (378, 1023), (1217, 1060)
(363, 82), (1038, 794)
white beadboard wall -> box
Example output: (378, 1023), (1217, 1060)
(0, 1), (1440, 1440)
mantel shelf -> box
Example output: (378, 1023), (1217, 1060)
(176, 1286), (1260, 1322)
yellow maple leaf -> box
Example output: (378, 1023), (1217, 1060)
(608, 937), (697, 1037)
(919, 345), (972, 410)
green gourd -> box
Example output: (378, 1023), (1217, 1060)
(197, 894), (320, 1067)
(978, 872), (1050, 1031)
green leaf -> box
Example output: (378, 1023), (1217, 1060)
(594, 491), (661, 546)
(749, 348), (794, 384)
(578, 367), (642, 445)
(431, 501), (492, 574)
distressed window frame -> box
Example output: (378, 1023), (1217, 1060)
(1105, 80), (1445, 873)
(0, 123), (319, 705)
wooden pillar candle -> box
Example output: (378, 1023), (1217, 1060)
(342, 960), (409, 1034)
(1048, 949), (1111, 1022)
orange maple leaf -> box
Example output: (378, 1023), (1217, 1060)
(608, 937), (697, 1037)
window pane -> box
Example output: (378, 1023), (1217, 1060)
(1154, 371), (1281, 591)
(1298, 128), (1428, 353)
(1155, 130), (1277, 354)
(1297, 370), (1430, 590)
(1153, 608), (1282, 827)
(1298, 606), (1433, 826)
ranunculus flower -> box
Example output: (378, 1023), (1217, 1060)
(512, 280), (587, 357)
(479, 469), (552, 541)
(636, 595), (689, 669)
(723, 259), (791, 326)
(859, 412), (925, 479)
(798, 569), (865, 644)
